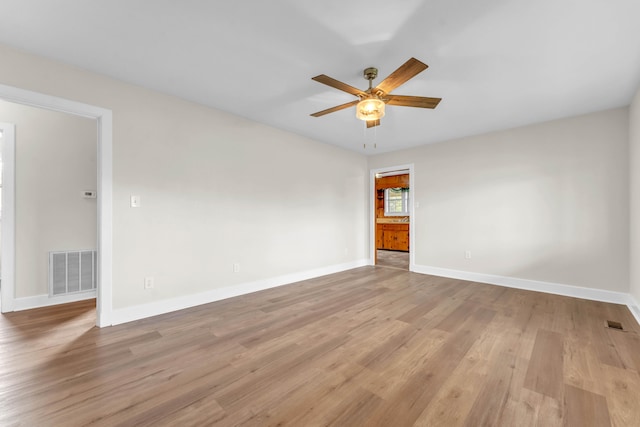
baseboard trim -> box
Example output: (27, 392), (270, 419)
(110, 259), (369, 326)
(627, 295), (640, 326)
(14, 291), (96, 311)
(412, 264), (631, 305)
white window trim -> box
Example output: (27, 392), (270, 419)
(384, 188), (410, 216)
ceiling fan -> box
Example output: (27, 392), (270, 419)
(310, 57), (441, 128)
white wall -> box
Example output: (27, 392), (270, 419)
(0, 43), (368, 312)
(370, 108), (630, 292)
(630, 85), (640, 304)
(0, 100), (96, 298)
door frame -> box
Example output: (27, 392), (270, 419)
(369, 163), (415, 270)
(0, 84), (113, 327)
(0, 123), (16, 314)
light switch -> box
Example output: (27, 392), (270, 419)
(130, 195), (140, 208)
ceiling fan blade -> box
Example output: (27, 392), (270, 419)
(366, 119), (381, 128)
(385, 95), (441, 109)
(310, 100), (359, 117)
(375, 58), (428, 94)
(312, 75), (367, 97)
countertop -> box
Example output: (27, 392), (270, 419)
(376, 218), (410, 224)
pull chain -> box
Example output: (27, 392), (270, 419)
(362, 120), (378, 150)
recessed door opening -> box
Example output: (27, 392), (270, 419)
(1, 100), (98, 320)
(371, 165), (414, 271)
(0, 83), (112, 327)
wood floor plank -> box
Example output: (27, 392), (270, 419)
(524, 329), (565, 400)
(239, 288), (386, 348)
(462, 345), (521, 425)
(593, 327), (626, 369)
(605, 328), (640, 372)
(396, 296), (440, 324)
(564, 384), (612, 427)
(315, 386), (383, 426)
(564, 336), (608, 397)
(278, 367), (381, 427)
(433, 300), (481, 332)
(245, 366), (355, 426)
(357, 323), (422, 371)
(361, 307), (497, 426)
(359, 327), (449, 401)
(150, 394), (227, 427)
(503, 389), (564, 427)
(1, 267), (639, 426)
(376, 249), (409, 270)
(413, 335), (492, 426)
(215, 335), (351, 411)
(599, 363), (640, 427)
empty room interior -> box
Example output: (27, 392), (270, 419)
(1, 1), (640, 426)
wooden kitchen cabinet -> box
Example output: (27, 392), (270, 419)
(375, 174), (409, 190)
(376, 224), (384, 249)
(376, 223), (409, 251)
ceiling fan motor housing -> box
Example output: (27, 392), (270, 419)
(363, 67), (378, 81)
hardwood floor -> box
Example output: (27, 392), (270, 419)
(1, 267), (639, 426)
(376, 249), (410, 270)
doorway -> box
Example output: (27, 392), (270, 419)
(1, 100), (98, 317)
(0, 83), (113, 327)
(370, 164), (415, 271)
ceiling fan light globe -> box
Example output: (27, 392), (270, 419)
(356, 98), (385, 121)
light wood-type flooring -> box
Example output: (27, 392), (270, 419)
(1, 267), (640, 426)
(377, 249), (409, 270)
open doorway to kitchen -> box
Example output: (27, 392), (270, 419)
(371, 164), (414, 271)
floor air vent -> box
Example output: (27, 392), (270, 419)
(49, 250), (97, 296)
(605, 320), (624, 331)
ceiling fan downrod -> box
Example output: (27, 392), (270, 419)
(363, 67), (378, 96)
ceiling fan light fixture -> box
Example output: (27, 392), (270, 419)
(356, 98), (385, 121)
(311, 58), (440, 128)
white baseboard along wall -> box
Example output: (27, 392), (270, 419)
(110, 259), (369, 326)
(412, 264), (640, 327)
(14, 290), (96, 311)
(10, 260), (640, 329)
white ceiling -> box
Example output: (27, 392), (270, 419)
(1, 0), (639, 154)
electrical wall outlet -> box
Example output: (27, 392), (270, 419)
(130, 195), (141, 208)
(144, 276), (154, 289)
(233, 263), (240, 273)
(465, 250), (472, 259)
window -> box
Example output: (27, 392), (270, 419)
(384, 187), (409, 216)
